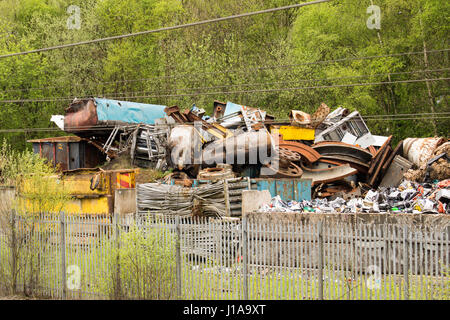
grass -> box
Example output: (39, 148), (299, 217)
(178, 260), (450, 300)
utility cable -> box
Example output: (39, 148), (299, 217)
(0, 77), (448, 104)
(2, 49), (448, 93)
(0, 0), (333, 59)
(2, 113), (450, 133)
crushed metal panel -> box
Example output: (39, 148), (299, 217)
(133, 124), (170, 170)
(314, 110), (372, 144)
(312, 142), (373, 163)
(299, 163), (358, 185)
(221, 101), (270, 131)
(64, 98), (98, 131)
(379, 155), (413, 187)
(223, 101), (244, 116)
(354, 133), (376, 149)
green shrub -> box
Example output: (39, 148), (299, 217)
(97, 224), (177, 300)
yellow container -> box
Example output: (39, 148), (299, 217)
(20, 168), (138, 216)
(271, 125), (315, 141)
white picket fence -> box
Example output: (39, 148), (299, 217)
(0, 212), (448, 300)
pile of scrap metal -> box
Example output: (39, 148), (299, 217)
(163, 102), (403, 192)
(258, 179), (450, 214)
(50, 98), (448, 188)
(52, 97), (175, 170)
(294, 108), (448, 200)
(164, 101), (277, 178)
(46, 97), (445, 181)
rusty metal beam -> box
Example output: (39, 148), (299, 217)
(368, 135), (392, 176)
(382, 140), (403, 172)
(164, 106), (189, 124)
(369, 145), (392, 187)
(373, 135), (392, 159)
(183, 109), (230, 139)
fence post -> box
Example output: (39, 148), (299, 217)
(60, 211), (66, 300)
(242, 215), (248, 300)
(223, 179), (231, 217)
(114, 211), (121, 299)
(175, 215), (181, 299)
(10, 210), (17, 295)
(403, 225), (409, 300)
(318, 220), (324, 300)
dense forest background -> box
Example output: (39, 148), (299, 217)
(0, 0), (448, 150)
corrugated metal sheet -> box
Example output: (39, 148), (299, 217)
(253, 178), (312, 201)
(28, 136), (105, 170)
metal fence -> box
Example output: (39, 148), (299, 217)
(0, 212), (449, 300)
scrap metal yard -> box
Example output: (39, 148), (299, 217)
(0, 0), (448, 303)
(1, 96), (449, 301)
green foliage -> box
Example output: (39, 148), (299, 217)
(0, 139), (71, 213)
(0, 139), (70, 297)
(97, 224), (177, 299)
(0, 0), (448, 151)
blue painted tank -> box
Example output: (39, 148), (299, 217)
(94, 98), (166, 124)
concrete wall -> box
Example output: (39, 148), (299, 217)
(246, 211), (450, 230)
(114, 188), (136, 215)
(0, 186), (16, 232)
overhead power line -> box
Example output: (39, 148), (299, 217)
(0, 77), (448, 104)
(2, 48), (449, 93)
(0, 0), (332, 59)
(3, 66), (448, 96)
(2, 113), (450, 133)
(75, 68), (450, 98)
(111, 77), (450, 100)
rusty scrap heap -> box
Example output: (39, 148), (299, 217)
(36, 97), (448, 215)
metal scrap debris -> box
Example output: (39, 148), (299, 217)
(29, 95), (449, 217)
